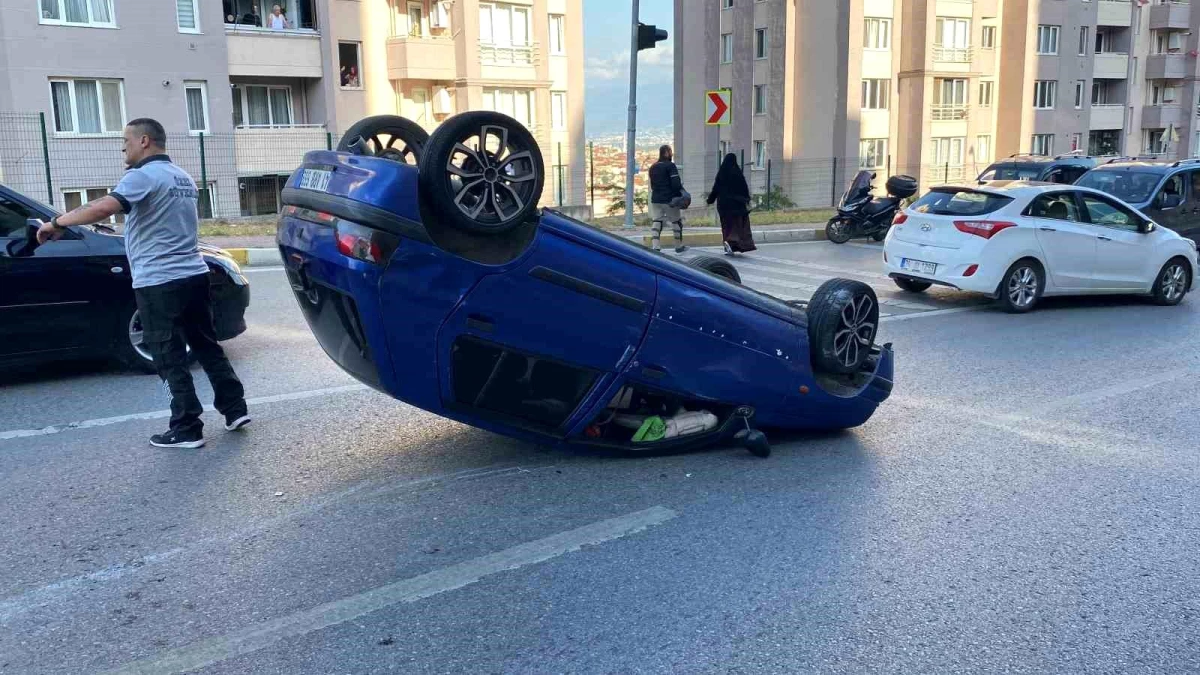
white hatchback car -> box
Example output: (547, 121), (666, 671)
(882, 181), (1200, 312)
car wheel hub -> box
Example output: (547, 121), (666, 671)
(129, 310), (189, 363)
(445, 124), (539, 226)
(1164, 264), (1187, 302)
(1008, 267), (1037, 308)
(832, 294), (875, 369)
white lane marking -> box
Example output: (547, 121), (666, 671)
(103, 506), (678, 675)
(242, 266), (285, 273)
(844, 243), (884, 251)
(0, 464), (555, 624)
(879, 306), (986, 323)
(746, 253), (892, 281)
(733, 263), (941, 310)
(0, 385), (369, 442)
(738, 273), (933, 313)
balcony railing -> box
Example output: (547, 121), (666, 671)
(479, 42), (539, 66)
(932, 46), (973, 63)
(931, 104), (969, 121)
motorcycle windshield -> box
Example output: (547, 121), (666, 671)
(840, 170), (875, 208)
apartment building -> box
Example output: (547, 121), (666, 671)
(0, 0), (585, 218)
(675, 0), (1200, 208)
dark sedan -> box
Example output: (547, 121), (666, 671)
(0, 183), (249, 374)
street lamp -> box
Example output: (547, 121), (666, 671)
(624, 1), (668, 229)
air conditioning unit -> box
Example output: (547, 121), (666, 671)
(431, 1), (450, 28)
(433, 87), (453, 114)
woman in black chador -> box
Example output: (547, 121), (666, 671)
(706, 153), (757, 255)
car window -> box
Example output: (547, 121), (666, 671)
(982, 165), (1044, 181)
(1027, 193), (1082, 221)
(1156, 174), (1185, 204)
(911, 188), (1013, 216)
(1080, 194), (1141, 232)
(1189, 170), (1200, 200)
(0, 195), (34, 238)
(1074, 170), (1163, 204)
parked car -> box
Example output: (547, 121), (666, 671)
(1074, 157), (1200, 244)
(976, 153), (1100, 185)
(0, 183), (250, 373)
(883, 181), (1198, 312)
(277, 112), (895, 457)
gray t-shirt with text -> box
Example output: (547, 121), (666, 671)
(111, 155), (210, 289)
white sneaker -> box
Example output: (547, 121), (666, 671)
(224, 414), (252, 431)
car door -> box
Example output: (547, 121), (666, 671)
(1144, 172), (1185, 235)
(1077, 192), (1153, 291)
(1176, 169), (1200, 244)
(1027, 191), (1097, 291)
(0, 194), (98, 357)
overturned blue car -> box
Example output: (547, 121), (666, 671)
(277, 112), (893, 457)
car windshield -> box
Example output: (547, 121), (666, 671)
(910, 188), (1013, 216)
(978, 165), (1043, 181)
(1074, 170), (1162, 204)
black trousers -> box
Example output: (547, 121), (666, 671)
(134, 273), (246, 433)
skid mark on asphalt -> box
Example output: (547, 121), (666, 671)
(103, 506), (678, 675)
(0, 385), (370, 442)
(0, 464), (558, 624)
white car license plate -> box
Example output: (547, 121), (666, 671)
(901, 258), (936, 275)
(298, 168), (332, 192)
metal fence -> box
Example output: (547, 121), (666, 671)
(0, 112), (588, 220)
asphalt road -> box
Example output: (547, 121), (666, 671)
(3, 240), (1200, 674)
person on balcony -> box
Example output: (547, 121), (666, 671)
(269, 4), (290, 29)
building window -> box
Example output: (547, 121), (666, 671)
(63, 187), (123, 224)
(1095, 28), (1114, 54)
(479, 3), (533, 63)
(549, 14), (565, 55)
(722, 0), (732, 8)
(931, 137), (966, 168)
(339, 42), (363, 88)
(720, 33), (732, 63)
(1150, 81), (1179, 105)
(1033, 80), (1057, 109)
(979, 81), (993, 107)
(861, 79), (889, 110)
(483, 88), (535, 127)
(859, 139), (887, 169)
(184, 81), (209, 133)
(176, 0), (199, 32)
(1075, 80), (1085, 109)
(1079, 26), (1089, 56)
(752, 140), (766, 169)
(39, 0), (115, 26)
(49, 78), (125, 135)
(933, 78), (967, 119)
(864, 18), (891, 50)
(551, 91), (566, 130)
(1090, 129), (1121, 156)
(976, 135), (992, 163)
(232, 84), (294, 127)
(1092, 80), (1117, 105)
(406, 1), (425, 36)
(1144, 129), (1168, 155)
(1070, 132), (1083, 152)
(981, 26), (996, 49)
(754, 28), (768, 59)
(936, 17), (970, 48)
(753, 84), (766, 115)
(1154, 30), (1185, 55)
(1037, 25), (1060, 55)
(1031, 133), (1054, 156)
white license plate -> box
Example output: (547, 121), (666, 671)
(298, 168), (332, 192)
(901, 258), (937, 275)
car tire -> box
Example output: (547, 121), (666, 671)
(337, 115), (429, 165)
(894, 277), (932, 293)
(1150, 257), (1191, 306)
(807, 278), (879, 375)
(998, 258), (1044, 313)
(687, 254), (741, 283)
(871, 229), (887, 242)
(419, 110), (544, 236)
(115, 304), (192, 374)
(825, 217), (853, 244)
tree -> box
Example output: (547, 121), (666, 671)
(601, 183), (648, 216)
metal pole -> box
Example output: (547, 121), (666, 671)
(740, 148), (745, 172)
(765, 159), (772, 210)
(199, 132), (208, 218)
(589, 141), (595, 206)
(38, 112), (53, 205)
(326, 131), (333, 151)
(831, 157), (838, 206)
(944, 161), (948, 183)
(623, 0), (640, 229)
(557, 142), (564, 206)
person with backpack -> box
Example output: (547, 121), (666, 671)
(648, 145), (689, 253)
(707, 152), (757, 255)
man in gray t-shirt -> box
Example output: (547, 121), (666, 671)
(37, 118), (249, 449)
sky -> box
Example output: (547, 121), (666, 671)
(583, 0), (674, 136)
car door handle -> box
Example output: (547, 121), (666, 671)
(1097, 236), (1112, 242)
(1039, 226), (1057, 232)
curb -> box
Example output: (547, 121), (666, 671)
(222, 227), (829, 267)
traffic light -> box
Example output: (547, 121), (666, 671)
(637, 22), (668, 51)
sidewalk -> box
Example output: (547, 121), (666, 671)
(203, 222), (828, 266)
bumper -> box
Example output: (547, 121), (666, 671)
(882, 238), (1002, 296)
(211, 271), (250, 341)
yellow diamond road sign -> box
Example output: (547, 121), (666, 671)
(705, 89), (731, 126)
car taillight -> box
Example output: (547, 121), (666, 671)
(954, 220), (1015, 239)
(893, 212), (908, 225)
(335, 221), (399, 265)
(963, 264), (978, 277)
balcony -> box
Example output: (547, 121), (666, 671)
(932, 46), (973, 63)
(234, 125), (328, 176)
(1097, 0), (1133, 27)
(931, 104), (969, 121)
(1142, 104), (1186, 129)
(1150, 1), (1191, 30)
(1093, 52), (1130, 79)
(1147, 53), (1190, 79)
(1090, 104), (1125, 130)
(226, 25), (322, 78)
(479, 42), (540, 66)
(387, 35), (457, 80)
